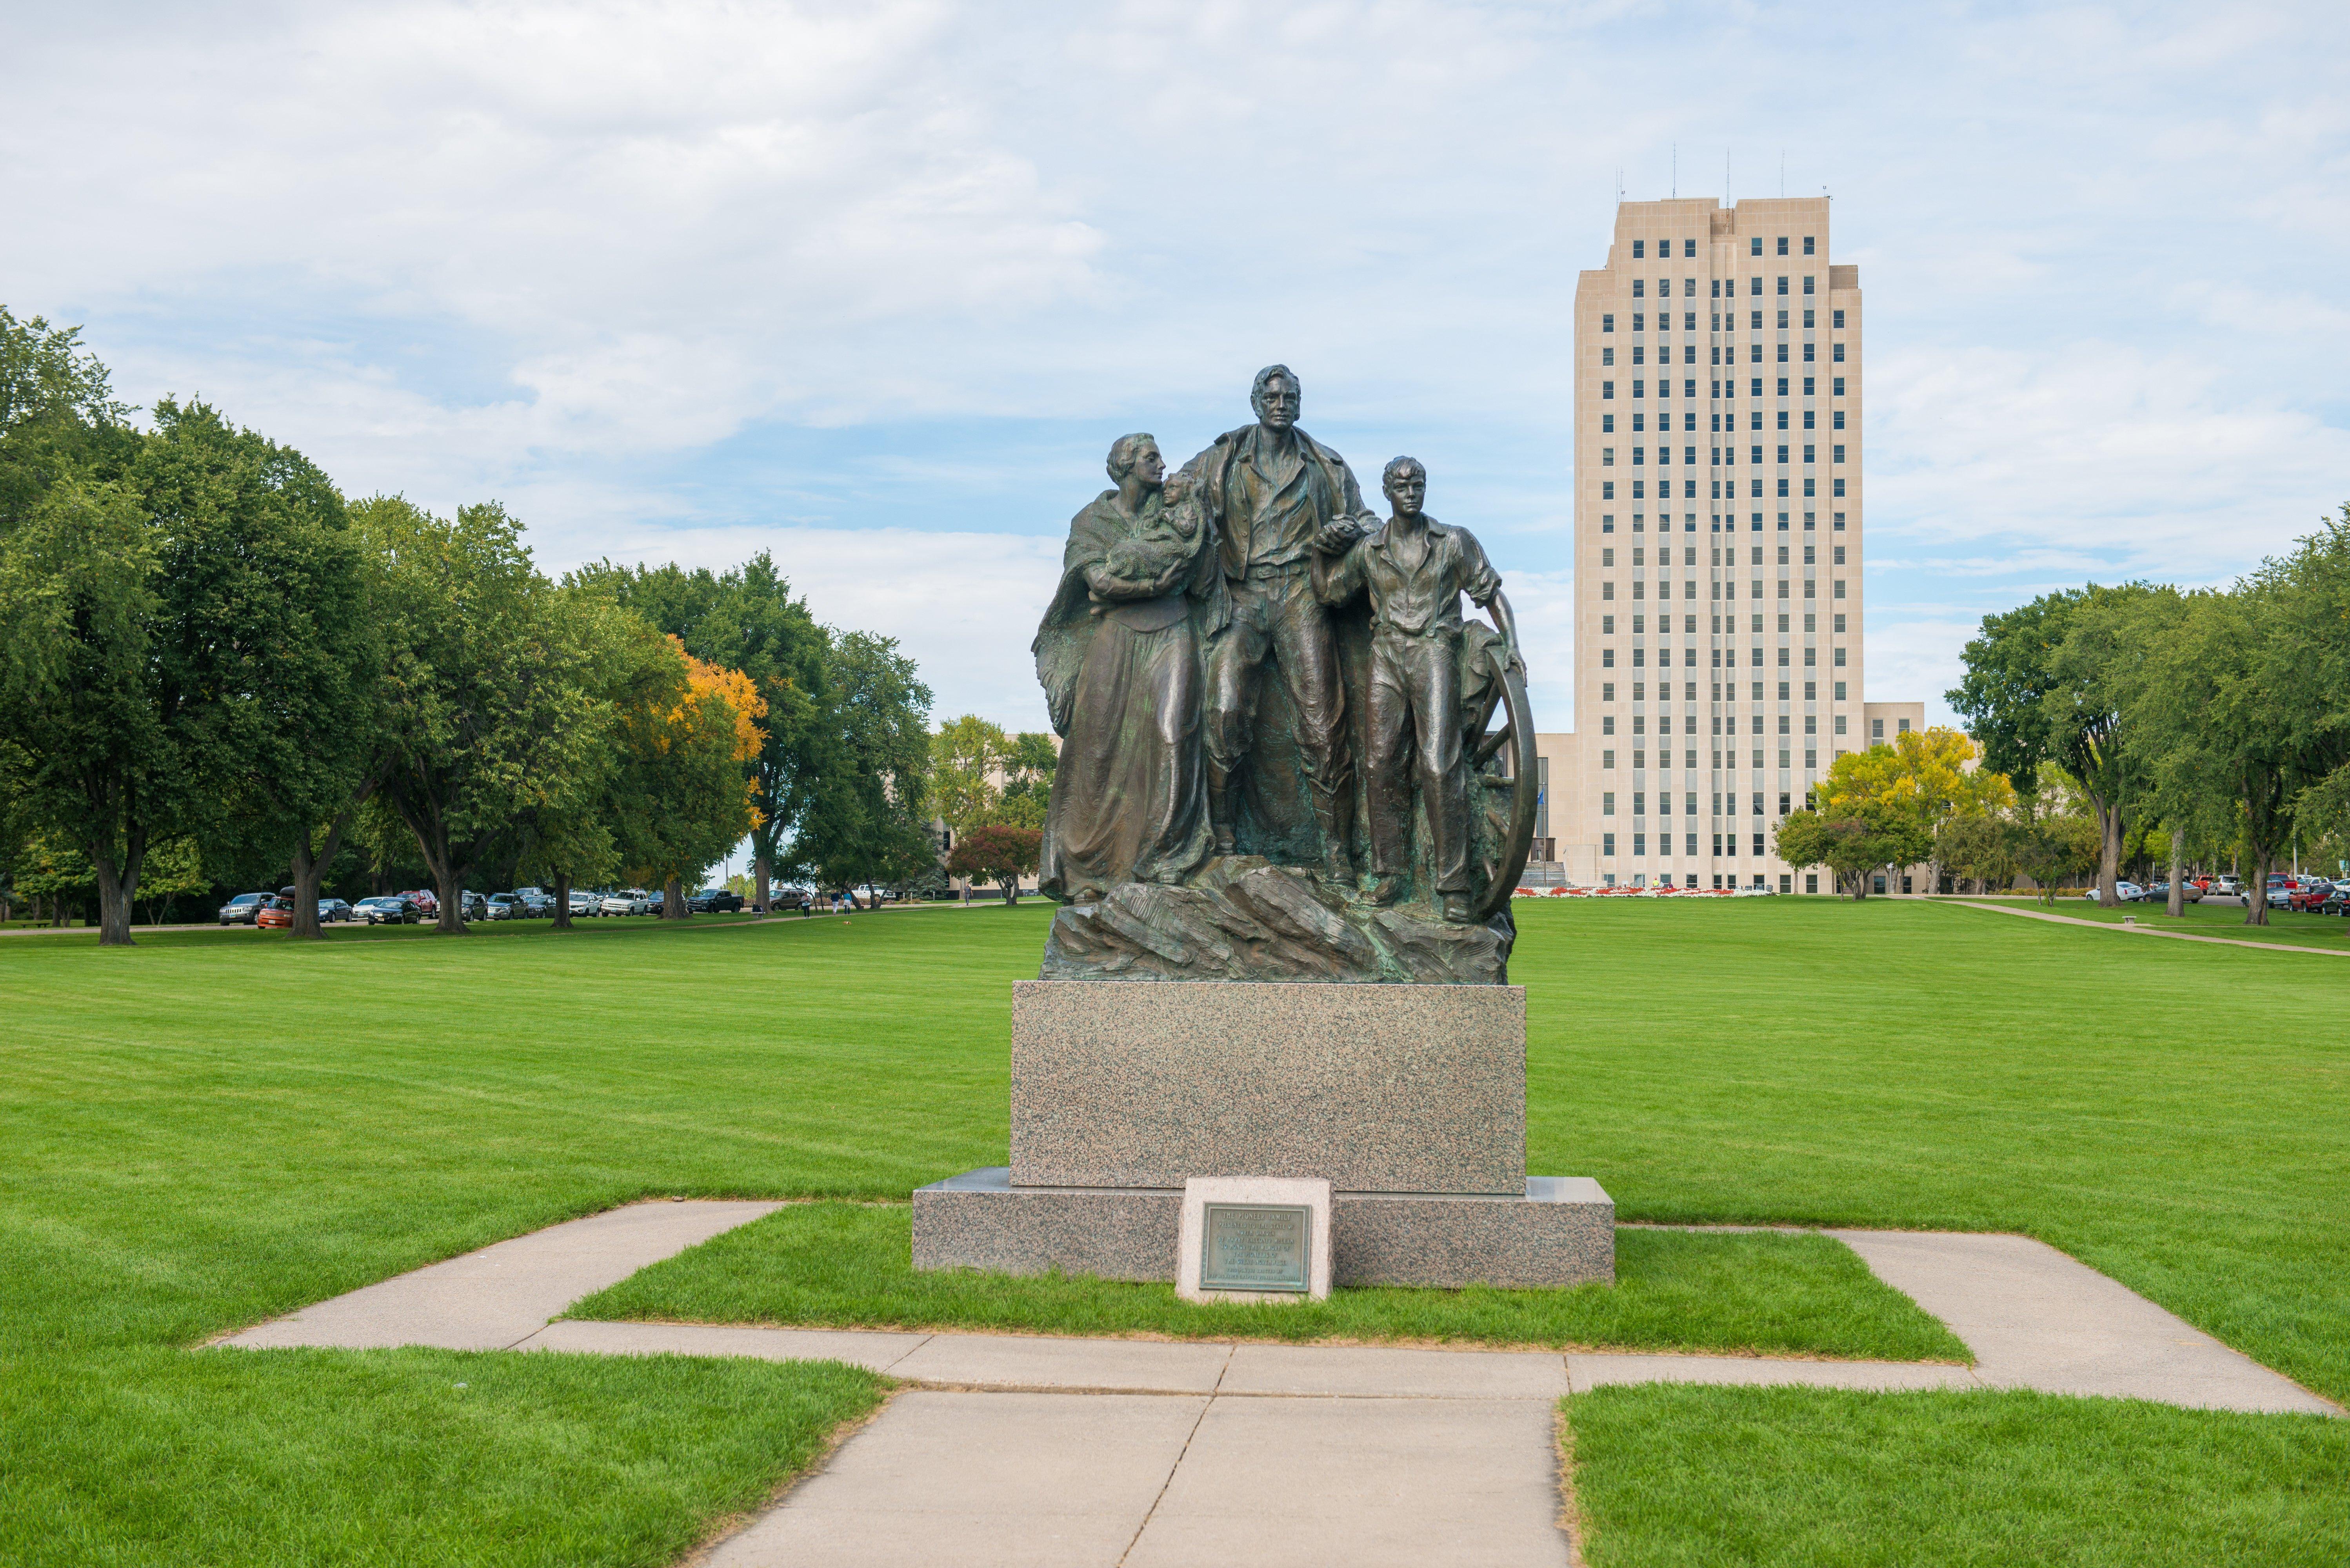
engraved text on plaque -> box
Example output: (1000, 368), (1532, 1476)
(1199, 1203), (1311, 1292)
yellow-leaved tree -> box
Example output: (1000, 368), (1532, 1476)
(611, 632), (768, 918)
(1780, 726), (2012, 897)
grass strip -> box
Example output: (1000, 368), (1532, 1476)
(1, 1345), (881, 1568)
(1562, 1383), (2350, 1567)
(567, 1201), (1968, 1360)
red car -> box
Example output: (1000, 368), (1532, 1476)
(2289, 879), (2335, 913)
(254, 895), (295, 929)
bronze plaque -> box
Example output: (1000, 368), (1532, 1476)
(1200, 1203), (1310, 1292)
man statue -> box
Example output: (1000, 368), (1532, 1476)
(1188, 365), (1368, 882)
(1319, 457), (1521, 923)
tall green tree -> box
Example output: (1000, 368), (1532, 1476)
(792, 630), (933, 894)
(1950, 584), (2155, 907)
(365, 499), (603, 933)
(0, 395), (363, 944)
(576, 554), (829, 913)
(930, 715), (1007, 839)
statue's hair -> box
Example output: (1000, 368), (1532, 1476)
(1250, 364), (1299, 412)
(1383, 454), (1426, 486)
(1105, 432), (1158, 481)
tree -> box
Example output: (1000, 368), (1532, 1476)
(138, 836), (209, 926)
(1950, 585), (2157, 908)
(792, 630), (934, 895)
(577, 554), (830, 914)
(2011, 799), (2100, 906)
(996, 732), (1059, 832)
(1933, 813), (2018, 894)
(0, 395), (363, 945)
(1773, 808), (1902, 898)
(366, 499), (604, 934)
(947, 823), (1042, 902)
(1787, 727), (2012, 897)
(610, 635), (766, 920)
(931, 714), (1008, 840)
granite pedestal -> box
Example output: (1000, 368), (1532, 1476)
(912, 982), (1614, 1289)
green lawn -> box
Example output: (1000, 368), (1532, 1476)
(1563, 1385), (2349, 1567)
(570, 1201), (1965, 1360)
(1940, 893), (2350, 951)
(4, 899), (2346, 1564)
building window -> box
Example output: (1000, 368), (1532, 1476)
(1603, 833), (1616, 856)
(1602, 791), (1616, 815)
(1750, 344), (1761, 362)
(1602, 716), (1615, 735)
(1603, 313), (1614, 332)
(1802, 343), (1815, 362)
(1602, 615), (1615, 634)
(1833, 445), (1845, 464)
(1632, 240), (1644, 258)
(1633, 380), (1645, 398)
(1684, 239), (1697, 258)
(1834, 681), (1847, 701)
(1803, 478), (1816, 497)
(1632, 833), (1647, 857)
(1803, 715), (1816, 734)
(1776, 479), (1789, 497)
(1872, 719), (1885, 739)
(1603, 749), (1615, 768)
(1602, 347), (1614, 366)
(1803, 236), (1816, 256)
(1833, 579), (1846, 599)
(1602, 648), (1615, 667)
(1776, 237), (1789, 256)
(1832, 343), (1846, 362)
(1601, 582), (1614, 601)
(1832, 377), (1845, 396)
(1603, 482), (1614, 499)
(1603, 381), (1615, 399)
(1632, 346), (1644, 365)
(1833, 478), (1846, 497)
(1752, 834), (1765, 855)
(1749, 237), (1762, 255)
(1776, 275), (1789, 293)
(1602, 681), (1615, 700)
(1632, 278), (1645, 297)
(1899, 718), (1911, 733)
(1834, 715), (1847, 734)
(1601, 547), (1614, 565)
(1776, 343), (1788, 363)
(1803, 376), (1815, 396)
(1833, 644), (1846, 663)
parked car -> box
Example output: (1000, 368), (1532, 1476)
(2289, 878), (2335, 913)
(318, 898), (352, 923)
(567, 889), (602, 918)
(688, 887), (745, 914)
(354, 896), (422, 925)
(217, 892), (269, 926)
(484, 893), (523, 920)
(514, 890), (554, 917)
(1732, 884), (1777, 897)
(600, 888), (652, 916)
(400, 889), (439, 917)
(254, 895), (295, 929)
(2079, 882), (2148, 903)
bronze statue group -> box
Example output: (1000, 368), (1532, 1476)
(1034, 365), (1522, 925)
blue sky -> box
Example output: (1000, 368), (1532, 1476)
(7, 0), (2348, 739)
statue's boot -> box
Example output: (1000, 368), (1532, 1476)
(1314, 789), (1355, 886)
(1206, 776), (1237, 855)
(1439, 892), (1473, 924)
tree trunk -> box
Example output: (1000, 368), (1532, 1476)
(288, 816), (351, 940)
(2246, 848), (2272, 926)
(755, 851), (772, 915)
(2088, 793), (2123, 908)
(89, 830), (145, 947)
(663, 873), (687, 920)
(2166, 826), (2185, 918)
(551, 871), (573, 931)
(433, 864), (468, 933)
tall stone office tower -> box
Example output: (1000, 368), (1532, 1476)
(1531, 197), (1921, 891)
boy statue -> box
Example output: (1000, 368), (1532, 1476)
(1316, 457), (1521, 922)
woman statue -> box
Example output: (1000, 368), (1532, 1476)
(1034, 434), (1215, 903)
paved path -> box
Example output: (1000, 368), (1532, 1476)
(213, 1201), (2338, 1567)
(1934, 896), (2348, 957)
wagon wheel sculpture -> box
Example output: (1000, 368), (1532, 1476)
(1464, 640), (1539, 925)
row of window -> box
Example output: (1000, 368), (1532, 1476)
(1598, 749), (1830, 773)
(1602, 444), (1849, 465)
(1603, 342), (1848, 368)
(1625, 235), (1817, 260)
(1601, 376), (1850, 399)
(1602, 411), (1849, 433)
(1626, 273), (1823, 298)
(1603, 309), (1849, 333)
(1598, 714), (1852, 739)
(1594, 615), (1852, 652)
(1598, 513), (1852, 534)
(1604, 477), (1853, 500)
(1599, 678), (1852, 701)
(1599, 578), (1848, 603)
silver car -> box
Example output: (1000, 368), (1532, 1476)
(567, 889), (601, 918)
(600, 888), (652, 916)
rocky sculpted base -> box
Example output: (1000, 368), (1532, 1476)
(1039, 857), (1514, 984)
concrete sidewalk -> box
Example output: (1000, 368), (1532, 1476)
(1935, 895), (2349, 957)
(213, 1200), (2339, 1568)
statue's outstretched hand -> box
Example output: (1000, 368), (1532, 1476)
(1314, 516), (1364, 555)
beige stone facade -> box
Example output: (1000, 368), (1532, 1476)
(1530, 197), (1916, 892)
